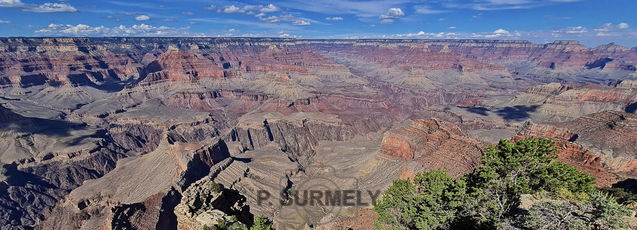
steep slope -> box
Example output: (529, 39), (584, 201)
(0, 38), (636, 229)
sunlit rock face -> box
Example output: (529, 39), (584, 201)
(380, 119), (484, 177)
(1, 38), (636, 88)
(0, 37), (636, 229)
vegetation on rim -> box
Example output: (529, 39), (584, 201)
(374, 138), (635, 230)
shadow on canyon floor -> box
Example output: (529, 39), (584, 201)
(462, 105), (539, 121)
(462, 107), (490, 116)
(0, 106), (86, 137)
(495, 105), (539, 121)
(626, 102), (637, 113)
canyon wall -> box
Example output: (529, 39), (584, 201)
(0, 38), (635, 229)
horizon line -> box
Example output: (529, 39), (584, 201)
(0, 37), (632, 48)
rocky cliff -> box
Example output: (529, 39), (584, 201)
(0, 38), (636, 229)
(1, 38), (636, 88)
(380, 119), (484, 177)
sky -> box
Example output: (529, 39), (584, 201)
(0, 0), (636, 47)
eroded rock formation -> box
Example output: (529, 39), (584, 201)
(380, 119), (484, 177)
(0, 38), (636, 229)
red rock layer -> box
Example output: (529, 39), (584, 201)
(2, 38), (636, 87)
(380, 119), (484, 177)
(556, 112), (637, 177)
(330, 46), (504, 72)
(515, 122), (621, 187)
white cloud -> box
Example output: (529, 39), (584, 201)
(325, 16), (344, 21)
(494, 29), (510, 35)
(212, 3), (316, 26)
(277, 0), (410, 19)
(278, 33), (292, 38)
(257, 13), (315, 26)
(379, 19), (394, 24)
(217, 4), (281, 14)
(593, 23), (631, 32)
(36, 23), (199, 37)
(24, 3), (77, 13)
(445, 0), (578, 11)
(293, 19), (311, 26)
(0, 19), (10, 24)
(414, 5), (446, 14)
(135, 15), (150, 21)
(448, 26), (456, 30)
(596, 32), (611, 37)
(481, 29), (515, 38)
(380, 8), (404, 19)
(553, 26), (587, 34)
(277, 31), (301, 38)
(379, 7), (404, 24)
(594, 23), (613, 32)
(190, 17), (299, 30)
(260, 4), (280, 13)
(379, 31), (460, 38)
(0, 0), (23, 7)
(221, 5), (244, 13)
(331, 23), (636, 46)
(584, 23), (635, 38)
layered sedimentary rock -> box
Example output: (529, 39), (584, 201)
(380, 119), (484, 177)
(515, 111), (637, 186)
(515, 122), (621, 187)
(1, 38), (636, 88)
(0, 38), (636, 229)
(38, 139), (232, 230)
(557, 112), (637, 177)
(504, 82), (637, 122)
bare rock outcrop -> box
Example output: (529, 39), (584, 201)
(380, 119), (484, 177)
(229, 112), (357, 164)
(515, 121), (622, 187)
(1, 38), (636, 229)
(174, 177), (252, 230)
(506, 82), (637, 122)
(557, 112), (637, 177)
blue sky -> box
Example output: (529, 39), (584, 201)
(0, 0), (636, 46)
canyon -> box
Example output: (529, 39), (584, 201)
(0, 37), (636, 229)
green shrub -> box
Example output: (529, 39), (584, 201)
(250, 216), (274, 230)
(373, 138), (630, 230)
(522, 192), (631, 230)
(374, 171), (467, 230)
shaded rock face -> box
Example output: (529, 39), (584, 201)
(110, 193), (166, 230)
(36, 139), (233, 230)
(229, 117), (357, 164)
(0, 38), (636, 229)
(380, 119), (484, 177)
(0, 146), (125, 230)
(109, 123), (162, 153)
(0, 104), (21, 122)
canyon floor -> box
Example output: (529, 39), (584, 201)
(0, 38), (636, 229)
